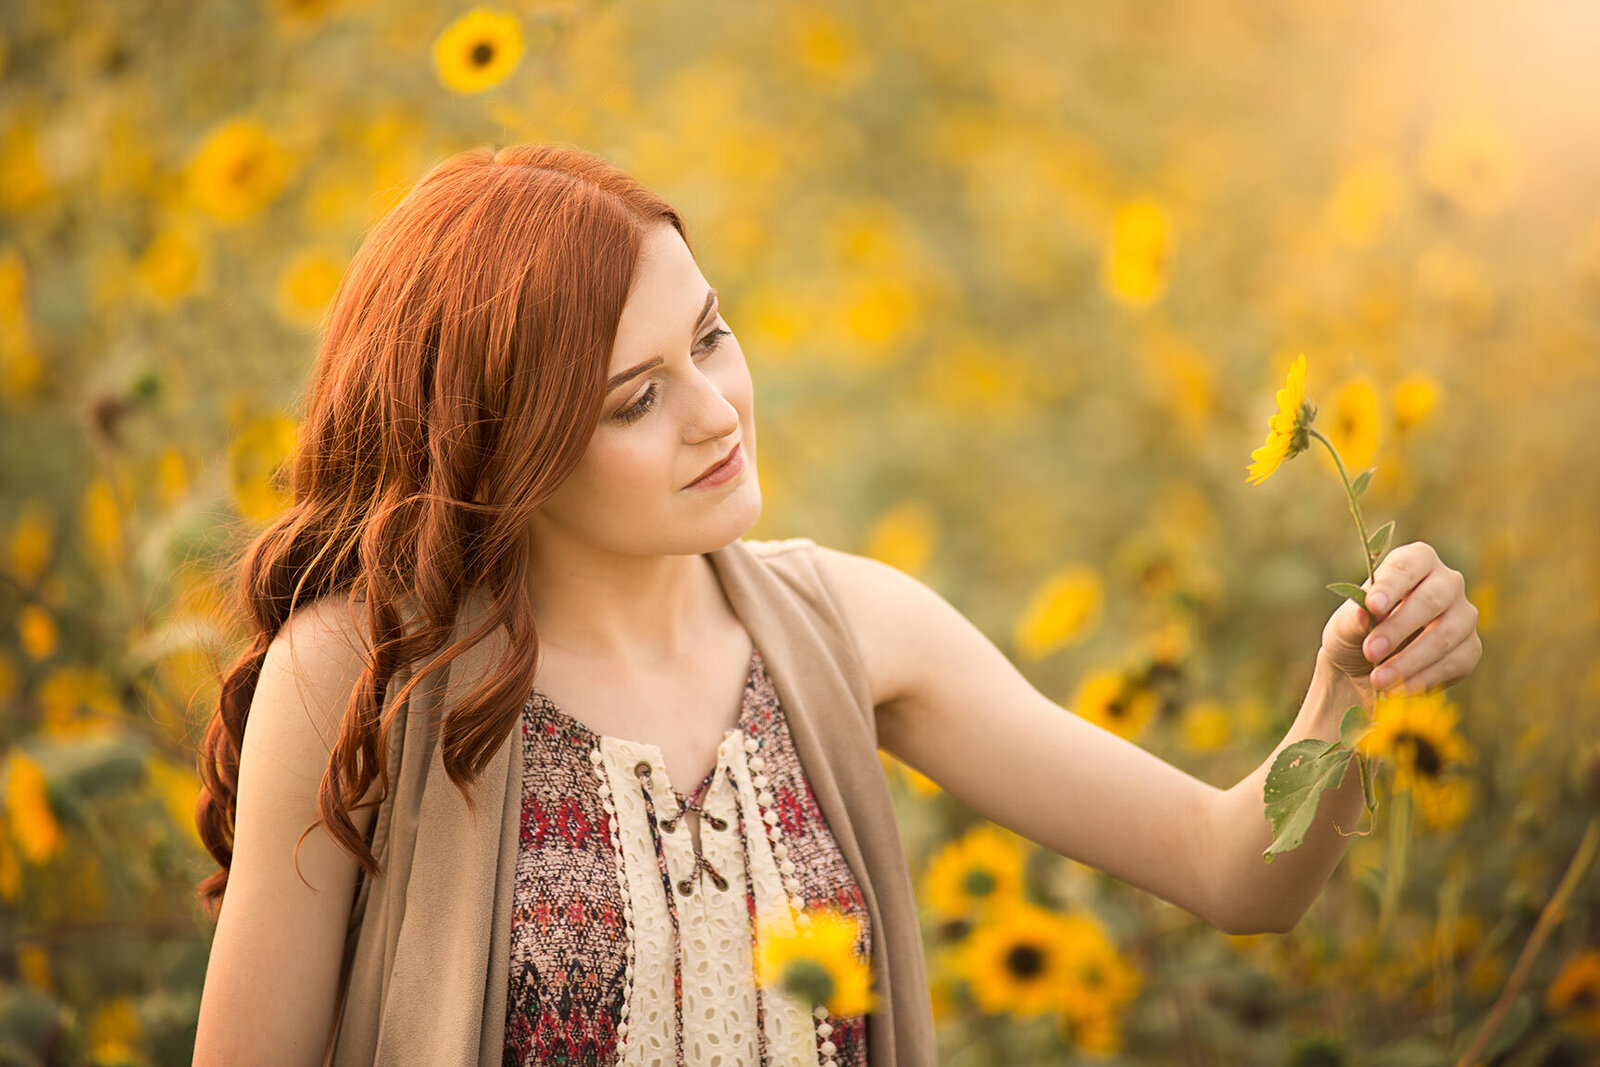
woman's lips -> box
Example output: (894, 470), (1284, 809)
(686, 443), (745, 489)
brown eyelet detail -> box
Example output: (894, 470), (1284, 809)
(660, 816), (677, 833)
(706, 815), (728, 831)
(634, 760), (651, 779)
(709, 870), (729, 891)
(677, 878), (694, 895)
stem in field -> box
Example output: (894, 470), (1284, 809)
(1308, 427), (1375, 586)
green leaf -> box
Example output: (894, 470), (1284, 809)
(1327, 582), (1368, 610)
(1351, 469), (1373, 500)
(1339, 705), (1370, 751)
(1262, 738), (1355, 863)
(1367, 520), (1395, 561)
(1358, 749), (1378, 815)
(1366, 1035), (1448, 1067)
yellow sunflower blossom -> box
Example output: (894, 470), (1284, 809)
(1546, 949), (1600, 1038)
(433, 8), (525, 95)
(921, 823), (1028, 923)
(4, 751), (62, 865)
(1326, 376), (1381, 475)
(1356, 688), (1475, 807)
(1013, 564), (1103, 660)
(756, 905), (875, 1017)
(1246, 354), (1315, 485)
(1392, 373), (1440, 434)
(1103, 199), (1170, 308)
(1071, 669), (1159, 742)
(227, 413), (299, 523)
(863, 500), (938, 577)
(962, 902), (1140, 1026)
(16, 602), (58, 662)
(186, 118), (291, 224)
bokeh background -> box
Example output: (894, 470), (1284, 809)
(3, 0), (1599, 1063)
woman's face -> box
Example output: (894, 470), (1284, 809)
(527, 223), (761, 559)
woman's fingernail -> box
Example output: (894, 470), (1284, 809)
(1367, 636), (1390, 661)
(1367, 591), (1388, 614)
(1371, 666), (1395, 688)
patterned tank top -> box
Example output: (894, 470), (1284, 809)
(503, 645), (871, 1067)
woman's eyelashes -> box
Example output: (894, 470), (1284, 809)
(611, 327), (731, 426)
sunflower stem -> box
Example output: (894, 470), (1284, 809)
(1308, 428), (1376, 586)
(1455, 815), (1600, 1066)
(1376, 786), (1411, 940)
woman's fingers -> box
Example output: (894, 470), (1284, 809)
(1385, 628), (1484, 696)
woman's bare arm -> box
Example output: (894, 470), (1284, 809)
(191, 596), (379, 1067)
(815, 545), (1331, 937)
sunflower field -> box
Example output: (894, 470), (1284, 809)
(3, 0), (1599, 1063)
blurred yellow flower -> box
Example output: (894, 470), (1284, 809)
(4, 752), (62, 865)
(1419, 112), (1519, 216)
(1356, 688), (1475, 804)
(7, 499), (53, 580)
(228, 413), (298, 523)
(147, 758), (204, 851)
(155, 446), (191, 510)
(0, 823), (21, 901)
(782, 6), (869, 93)
(841, 274), (921, 351)
(17, 602), (58, 662)
(1326, 376), (1381, 475)
(1392, 374), (1440, 434)
(81, 473), (124, 574)
(1055, 912), (1142, 1055)
(0, 121), (51, 214)
(864, 500), (938, 576)
(37, 665), (122, 740)
(1103, 199), (1170, 307)
(276, 246), (345, 329)
(1013, 565), (1103, 660)
(1180, 699), (1232, 753)
(1326, 154), (1403, 248)
(1072, 669), (1159, 742)
(433, 8), (525, 95)
(922, 823), (1028, 923)
(135, 225), (203, 308)
(88, 995), (141, 1064)
(960, 901), (1078, 1017)
(1546, 949), (1600, 1038)
(186, 117), (291, 224)
(16, 943), (48, 988)
(756, 905), (875, 1017)
(1245, 353), (1314, 486)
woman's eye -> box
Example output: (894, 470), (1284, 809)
(613, 384), (657, 425)
(697, 326), (731, 353)
(611, 327), (732, 426)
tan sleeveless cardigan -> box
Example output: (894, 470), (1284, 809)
(324, 536), (937, 1065)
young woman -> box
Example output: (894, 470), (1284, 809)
(189, 144), (1482, 1067)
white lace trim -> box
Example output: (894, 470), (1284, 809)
(589, 729), (833, 1067)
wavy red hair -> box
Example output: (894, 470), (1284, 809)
(194, 143), (690, 921)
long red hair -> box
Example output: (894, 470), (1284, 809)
(194, 144), (690, 921)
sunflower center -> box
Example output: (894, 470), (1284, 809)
(471, 40), (495, 66)
(1106, 698), (1126, 718)
(780, 959), (836, 1007)
(1397, 731), (1442, 777)
(1005, 943), (1046, 980)
(227, 153), (259, 186)
(962, 867), (997, 898)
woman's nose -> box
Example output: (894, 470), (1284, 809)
(686, 367), (740, 441)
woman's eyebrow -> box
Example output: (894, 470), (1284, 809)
(606, 288), (719, 393)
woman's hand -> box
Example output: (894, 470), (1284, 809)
(1320, 540), (1483, 699)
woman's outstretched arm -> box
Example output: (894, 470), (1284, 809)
(813, 541), (1479, 937)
